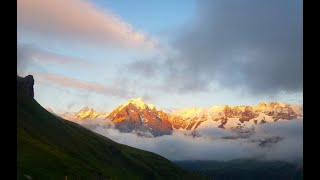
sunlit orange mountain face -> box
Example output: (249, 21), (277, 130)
(61, 97), (303, 137)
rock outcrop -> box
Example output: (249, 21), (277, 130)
(17, 75), (34, 98)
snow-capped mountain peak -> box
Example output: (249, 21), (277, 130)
(61, 106), (109, 120)
(128, 97), (146, 109)
(76, 107), (98, 119)
(118, 97), (155, 110)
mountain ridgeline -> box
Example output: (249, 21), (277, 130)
(17, 75), (204, 180)
(63, 98), (303, 137)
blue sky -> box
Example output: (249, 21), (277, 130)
(17, 0), (303, 113)
(92, 0), (196, 34)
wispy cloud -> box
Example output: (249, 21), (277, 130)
(35, 72), (132, 99)
(17, 0), (155, 49)
(17, 44), (96, 78)
(17, 44), (91, 70)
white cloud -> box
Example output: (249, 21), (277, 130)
(67, 117), (303, 162)
(35, 72), (133, 98)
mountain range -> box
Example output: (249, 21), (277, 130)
(61, 97), (303, 137)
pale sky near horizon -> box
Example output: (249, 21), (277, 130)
(17, 0), (303, 114)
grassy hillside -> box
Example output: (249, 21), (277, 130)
(17, 91), (204, 180)
(176, 159), (303, 180)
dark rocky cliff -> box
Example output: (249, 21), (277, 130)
(17, 75), (34, 98)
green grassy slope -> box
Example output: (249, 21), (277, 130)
(17, 91), (204, 180)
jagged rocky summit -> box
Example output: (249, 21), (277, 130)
(17, 75), (34, 98)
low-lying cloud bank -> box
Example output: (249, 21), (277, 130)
(72, 118), (302, 162)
